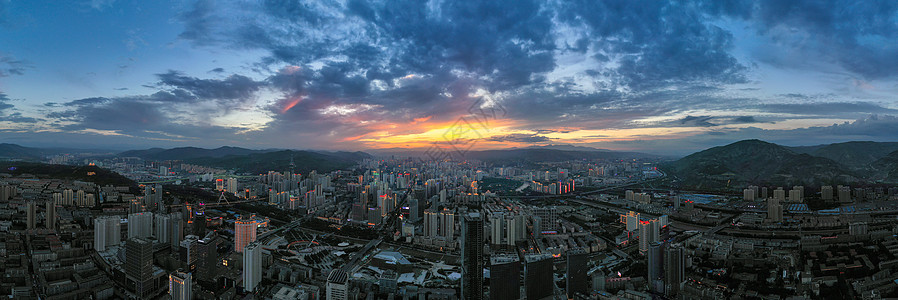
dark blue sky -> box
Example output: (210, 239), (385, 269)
(0, 0), (897, 155)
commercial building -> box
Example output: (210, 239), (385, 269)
(461, 212), (484, 300)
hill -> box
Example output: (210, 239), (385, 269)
(0, 143), (49, 160)
(871, 150), (898, 183)
(664, 140), (856, 189)
(0, 162), (136, 187)
(118, 146), (271, 160)
(187, 150), (370, 174)
(463, 148), (660, 164)
(790, 141), (898, 168)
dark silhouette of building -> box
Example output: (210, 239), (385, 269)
(490, 255), (520, 300)
(461, 212), (484, 299)
(665, 243), (686, 296)
(567, 248), (589, 298)
(525, 254), (554, 300)
(647, 242), (665, 293)
(196, 232), (220, 282)
(126, 237), (154, 298)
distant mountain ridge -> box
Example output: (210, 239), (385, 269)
(188, 150), (371, 174)
(665, 139), (857, 188)
(118, 146), (271, 160)
(463, 148), (660, 163)
(790, 141), (898, 168)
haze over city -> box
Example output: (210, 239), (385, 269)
(0, 1), (896, 155)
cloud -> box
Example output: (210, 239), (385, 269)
(765, 101), (898, 115)
(155, 70), (263, 102)
(0, 53), (29, 77)
(0, 92), (38, 123)
(486, 134), (552, 143)
(88, 0), (116, 11)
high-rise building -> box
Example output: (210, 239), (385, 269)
(625, 211), (639, 232)
(424, 209), (439, 237)
(767, 198), (783, 222)
(26, 201), (36, 230)
(490, 255), (520, 300)
(46, 201), (56, 230)
(532, 207), (557, 231)
(63, 189), (74, 206)
(505, 214), (519, 246)
(128, 212), (154, 239)
(169, 270), (192, 300)
(227, 178), (238, 195)
(743, 189), (755, 201)
(243, 242), (262, 292)
(665, 244), (686, 296)
(838, 185), (852, 202)
(821, 186), (834, 201)
(197, 233), (220, 282)
(789, 186), (804, 202)
(638, 221), (656, 253)
(774, 188), (786, 202)
(126, 238), (154, 298)
(180, 235), (199, 272)
(440, 209), (455, 238)
(155, 213), (172, 244)
(461, 212), (484, 300)
(567, 249), (589, 298)
(490, 214), (504, 245)
(647, 242), (665, 293)
(170, 212), (185, 249)
(326, 269), (349, 300)
(235, 219), (257, 253)
(94, 216), (122, 251)
(524, 254), (554, 300)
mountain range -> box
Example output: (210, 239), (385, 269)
(2, 140), (898, 185)
(664, 139), (898, 189)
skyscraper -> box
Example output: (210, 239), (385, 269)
(524, 254), (554, 300)
(767, 198), (783, 222)
(169, 270), (192, 300)
(638, 221), (656, 253)
(196, 233), (220, 282)
(461, 212), (484, 300)
(567, 249), (589, 298)
(155, 213), (172, 244)
(326, 269), (349, 300)
(647, 242), (665, 293)
(26, 201), (36, 230)
(128, 212), (154, 239)
(490, 255), (520, 300)
(126, 238), (154, 298)
(94, 216), (121, 251)
(45, 201), (56, 230)
(424, 209), (439, 237)
(180, 235), (199, 273)
(242, 242), (262, 292)
(665, 243), (686, 296)
(235, 219), (257, 253)
(170, 212), (185, 249)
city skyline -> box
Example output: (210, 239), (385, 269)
(0, 1), (897, 155)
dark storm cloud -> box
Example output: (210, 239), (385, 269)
(675, 115), (764, 127)
(765, 102), (898, 115)
(155, 70), (263, 102)
(486, 134), (552, 143)
(708, 0), (898, 80)
(555, 0), (748, 89)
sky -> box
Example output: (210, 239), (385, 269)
(0, 0), (897, 155)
